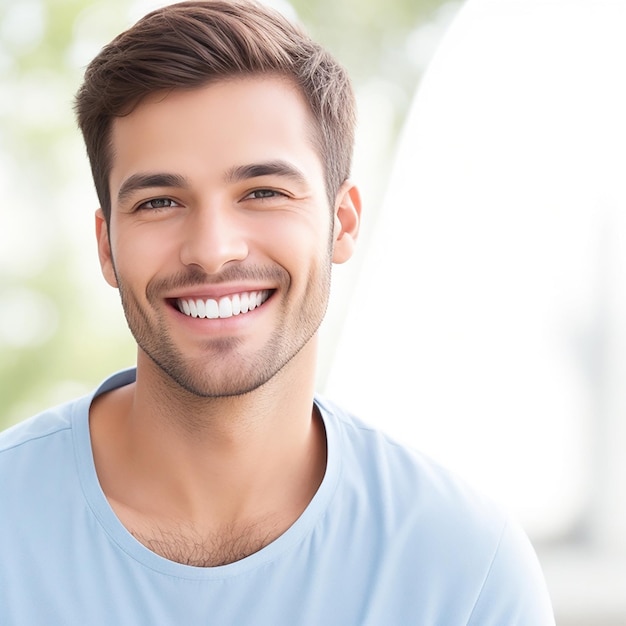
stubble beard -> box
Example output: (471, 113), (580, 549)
(113, 261), (332, 399)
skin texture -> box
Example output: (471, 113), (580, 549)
(90, 76), (361, 566)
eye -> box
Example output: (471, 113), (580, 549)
(137, 197), (180, 211)
(243, 189), (287, 200)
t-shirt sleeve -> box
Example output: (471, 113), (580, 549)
(467, 517), (556, 626)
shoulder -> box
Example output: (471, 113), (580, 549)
(466, 515), (556, 625)
(0, 396), (88, 517)
(0, 368), (136, 459)
(318, 394), (506, 530)
(0, 399), (78, 456)
(0, 368), (136, 483)
(316, 396), (555, 624)
(0, 394), (92, 491)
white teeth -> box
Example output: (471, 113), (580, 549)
(231, 294), (241, 316)
(177, 290), (270, 319)
(206, 299), (219, 319)
(218, 297), (232, 318)
(240, 292), (249, 313)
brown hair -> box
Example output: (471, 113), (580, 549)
(74, 0), (356, 223)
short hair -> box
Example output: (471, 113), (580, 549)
(74, 0), (356, 223)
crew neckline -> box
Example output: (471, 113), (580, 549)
(72, 368), (342, 580)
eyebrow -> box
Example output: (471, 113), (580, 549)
(117, 173), (189, 205)
(225, 160), (308, 186)
(116, 160), (308, 205)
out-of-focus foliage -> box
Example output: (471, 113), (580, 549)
(0, 0), (457, 427)
(293, 0), (455, 129)
(0, 0), (137, 425)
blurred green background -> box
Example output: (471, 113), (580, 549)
(0, 0), (459, 427)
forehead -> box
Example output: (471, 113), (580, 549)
(108, 76), (324, 192)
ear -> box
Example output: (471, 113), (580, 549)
(332, 181), (361, 264)
(95, 209), (118, 288)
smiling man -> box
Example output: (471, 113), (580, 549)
(0, 1), (554, 624)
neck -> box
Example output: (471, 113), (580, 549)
(89, 337), (326, 554)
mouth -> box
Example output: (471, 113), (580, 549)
(174, 290), (272, 319)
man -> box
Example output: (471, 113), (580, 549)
(0, 1), (555, 623)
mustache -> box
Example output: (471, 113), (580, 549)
(146, 265), (289, 299)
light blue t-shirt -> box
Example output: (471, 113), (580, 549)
(0, 369), (554, 625)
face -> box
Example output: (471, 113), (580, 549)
(97, 76), (360, 397)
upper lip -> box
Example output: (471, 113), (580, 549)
(165, 285), (275, 300)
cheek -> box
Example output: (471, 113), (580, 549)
(257, 212), (332, 263)
(111, 224), (180, 281)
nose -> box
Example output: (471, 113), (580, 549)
(179, 203), (249, 274)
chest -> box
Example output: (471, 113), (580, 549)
(128, 518), (282, 567)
